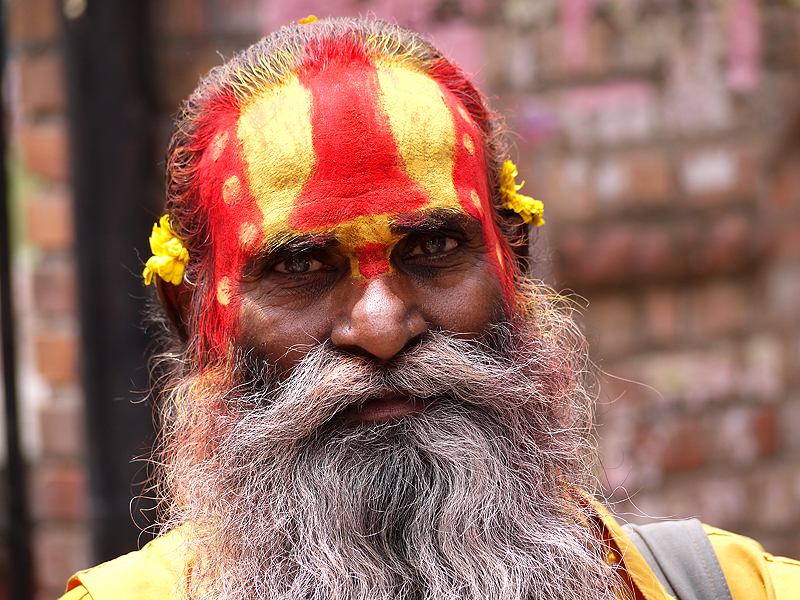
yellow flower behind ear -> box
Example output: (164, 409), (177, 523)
(500, 160), (545, 227)
(143, 215), (189, 286)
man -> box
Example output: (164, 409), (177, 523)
(62, 17), (798, 600)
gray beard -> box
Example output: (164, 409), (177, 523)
(160, 320), (623, 600)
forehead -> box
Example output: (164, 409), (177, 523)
(199, 58), (491, 254)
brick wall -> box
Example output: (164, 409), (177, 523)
(6, 0), (800, 598)
(7, 0), (90, 599)
(147, 0), (800, 556)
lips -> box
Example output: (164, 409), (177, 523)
(342, 391), (423, 422)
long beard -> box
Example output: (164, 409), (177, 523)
(159, 303), (623, 600)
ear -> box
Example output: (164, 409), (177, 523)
(504, 214), (531, 272)
(156, 277), (193, 340)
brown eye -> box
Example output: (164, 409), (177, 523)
(274, 255), (323, 274)
(410, 237), (458, 256)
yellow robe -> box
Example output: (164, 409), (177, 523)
(60, 504), (800, 600)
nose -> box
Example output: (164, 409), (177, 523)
(331, 276), (426, 361)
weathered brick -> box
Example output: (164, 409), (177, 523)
(779, 396), (800, 455)
(616, 16), (679, 73)
(767, 263), (800, 324)
(18, 52), (66, 116)
(771, 159), (800, 212)
(581, 292), (638, 358)
(26, 190), (74, 251)
(623, 348), (739, 408)
(679, 146), (757, 203)
(34, 328), (80, 386)
(32, 256), (78, 317)
(594, 149), (673, 208)
(642, 287), (679, 346)
(8, 0), (60, 46)
(659, 420), (711, 474)
(30, 463), (88, 522)
(691, 279), (749, 338)
(541, 155), (596, 221)
(424, 22), (486, 81)
(38, 401), (86, 458)
(559, 81), (659, 148)
(740, 335), (784, 402)
(19, 119), (69, 181)
(32, 526), (91, 593)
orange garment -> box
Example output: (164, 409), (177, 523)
(61, 504), (800, 600)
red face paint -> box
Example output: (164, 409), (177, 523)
(193, 40), (515, 355)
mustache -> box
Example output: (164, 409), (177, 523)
(225, 325), (539, 445)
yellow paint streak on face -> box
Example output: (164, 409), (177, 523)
(210, 130), (229, 162)
(238, 223), (258, 254)
(222, 175), (241, 205)
(376, 65), (462, 213)
(463, 133), (475, 155)
(470, 189), (483, 215)
(217, 277), (232, 306)
(238, 76), (314, 243)
(336, 214), (399, 278)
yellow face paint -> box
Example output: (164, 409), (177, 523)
(229, 61), (492, 280)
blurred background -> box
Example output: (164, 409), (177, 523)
(1, 0), (799, 598)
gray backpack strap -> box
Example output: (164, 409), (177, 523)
(621, 519), (733, 600)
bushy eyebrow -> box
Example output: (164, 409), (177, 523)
(390, 208), (477, 235)
(261, 231), (339, 258)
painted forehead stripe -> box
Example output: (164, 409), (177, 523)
(289, 59), (429, 230)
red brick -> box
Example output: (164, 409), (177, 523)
(542, 156), (595, 221)
(38, 402), (86, 458)
(626, 151), (674, 204)
(33, 257), (78, 316)
(18, 52), (65, 116)
(8, 0), (60, 45)
(19, 120), (69, 181)
(773, 220), (800, 261)
(32, 527), (90, 593)
(26, 191), (74, 251)
(680, 146), (758, 204)
(34, 329), (80, 386)
(581, 293), (638, 358)
(643, 288), (679, 346)
(30, 464), (88, 522)
(755, 407), (779, 458)
(771, 159), (800, 212)
(687, 214), (763, 276)
(574, 225), (636, 285)
(631, 227), (673, 279)
(660, 421), (710, 474)
(692, 280), (749, 338)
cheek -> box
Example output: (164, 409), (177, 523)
(418, 268), (505, 335)
(236, 289), (337, 369)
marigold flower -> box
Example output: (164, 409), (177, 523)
(142, 215), (189, 286)
(500, 159), (545, 227)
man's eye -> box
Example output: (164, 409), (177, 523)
(409, 237), (458, 256)
(274, 255), (325, 274)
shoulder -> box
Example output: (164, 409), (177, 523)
(59, 529), (187, 600)
(704, 524), (800, 600)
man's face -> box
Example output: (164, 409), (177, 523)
(194, 53), (512, 407)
